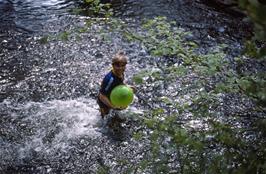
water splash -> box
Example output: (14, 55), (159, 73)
(0, 97), (102, 167)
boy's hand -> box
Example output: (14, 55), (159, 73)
(110, 104), (126, 110)
(114, 106), (127, 110)
(127, 85), (137, 93)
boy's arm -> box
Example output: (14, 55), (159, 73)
(99, 93), (115, 109)
(126, 85), (137, 93)
(123, 80), (136, 93)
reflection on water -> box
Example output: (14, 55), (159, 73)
(0, 0), (74, 32)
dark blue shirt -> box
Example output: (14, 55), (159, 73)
(99, 71), (124, 98)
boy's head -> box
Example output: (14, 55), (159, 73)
(112, 51), (127, 65)
(112, 51), (127, 77)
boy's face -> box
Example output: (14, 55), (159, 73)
(112, 61), (126, 77)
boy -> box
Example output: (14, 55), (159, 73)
(97, 51), (133, 118)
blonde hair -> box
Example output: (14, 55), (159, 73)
(112, 50), (127, 64)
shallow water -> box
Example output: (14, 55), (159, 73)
(0, 0), (255, 173)
(1, 98), (101, 161)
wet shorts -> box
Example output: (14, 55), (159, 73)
(97, 96), (110, 110)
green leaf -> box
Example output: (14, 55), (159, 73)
(259, 46), (266, 57)
(58, 31), (69, 41)
(132, 74), (144, 84)
(133, 131), (143, 141)
(139, 160), (149, 170)
(144, 119), (157, 129)
(39, 35), (49, 44)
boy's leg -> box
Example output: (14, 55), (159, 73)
(99, 107), (110, 119)
(97, 97), (110, 119)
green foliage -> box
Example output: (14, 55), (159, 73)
(131, 16), (266, 173)
(78, 0), (113, 18)
(77, 27), (88, 33)
(39, 35), (49, 44)
(238, 0), (266, 58)
(238, 0), (266, 40)
(130, 17), (195, 59)
(96, 165), (109, 174)
(132, 131), (143, 141)
(244, 40), (260, 58)
(132, 69), (162, 85)
(166, 65), (188, 76)
(39, 31), (74, 43)
(194, 52), (227, 76)
(58, 31), (69, 41)
(238, 75), (266, 106)
(132, 74), (144, 84)
(39, 0), (116, 44)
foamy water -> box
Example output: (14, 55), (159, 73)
(27, 98), (102, 138)
(0, 97), (103, 166)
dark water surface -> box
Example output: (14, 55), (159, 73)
(0, 0), (74, 32)
(0, 0), (253, 173)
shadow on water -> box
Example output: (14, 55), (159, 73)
(99, 110), (133, 142)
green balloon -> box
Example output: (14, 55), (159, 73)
(110, 85), (134, 108)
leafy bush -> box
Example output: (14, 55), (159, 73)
(73, 0), (113, 17)
(238, 0), (266, 57)
(131, 17), (266, 173)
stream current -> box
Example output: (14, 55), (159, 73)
(0, 0), (253, 173)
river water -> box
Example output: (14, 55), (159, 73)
(0, 0), (253, 173)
